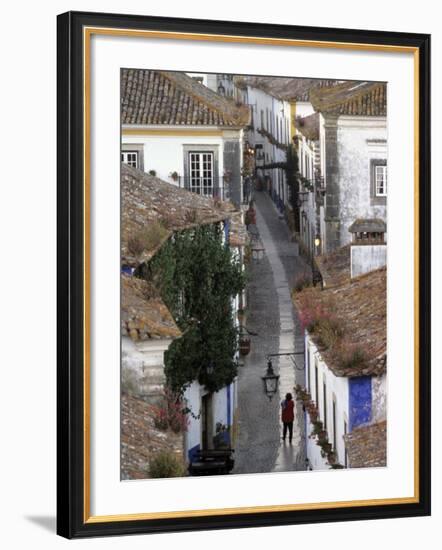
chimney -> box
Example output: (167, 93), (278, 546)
(348, 219), (387, 278)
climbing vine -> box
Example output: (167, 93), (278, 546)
(139, 224), (246, 393)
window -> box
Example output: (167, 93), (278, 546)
(375, 165), (387, 196)
(121, 151), (139, 168)
(188, 152), (214, 196)
(370, 159), (387, 204)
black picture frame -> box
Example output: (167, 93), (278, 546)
(57, 10), (431, 539)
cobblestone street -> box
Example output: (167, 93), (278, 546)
(233, 191), (311, 475)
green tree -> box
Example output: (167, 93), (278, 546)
(143, 224), (245, 393)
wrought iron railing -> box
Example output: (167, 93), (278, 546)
(176, 176), (232, 201)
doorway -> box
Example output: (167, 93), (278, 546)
(201, 393), (214, 450)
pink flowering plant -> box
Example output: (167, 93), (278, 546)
(150, 387), (190, 433)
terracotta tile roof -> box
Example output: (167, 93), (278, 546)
(238, 76), (339, 102)
(310, 81), (387, 116)
(121, 274), (181, 341)
(348, 218), (387, 234)
(294, 247), (386, 377)
(121, 392), (184, 480)
(296, 112), (320, 140)
(315, 245), (351, 288)
(344, 421), (387, 468)
(122, 69), (250, 127)
(121, 163), (239, 267)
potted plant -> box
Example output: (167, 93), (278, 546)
(148, 169), (157, 177)
(170, 171), (179, 182)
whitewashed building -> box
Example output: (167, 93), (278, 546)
(309, 81), (387, 254)
(293, 113), (320, 257)
(295, 240), (387, 470)
(121, 69), (250, 207)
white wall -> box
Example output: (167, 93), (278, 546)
(122, 132), (226, 185)
(305, 336), (350, 469)
(351, 244), (387, 278)
(246, 85), (291, 203)
(121, 336), (171, 400)
(184, 380), (203, 457)
(298, 133), (317, 248)
(296, 100), (315, 119)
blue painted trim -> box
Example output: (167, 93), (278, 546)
(349, 376), (372, 431)
(188, 444), (200, 463)
(224, 219), (230, 245)
(121, 266), (135, 276)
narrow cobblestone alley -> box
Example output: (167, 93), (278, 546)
(233, 191), (311, 475)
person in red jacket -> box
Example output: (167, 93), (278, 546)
(281, 393), (295, 443)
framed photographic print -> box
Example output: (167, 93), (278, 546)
(57, 10), (431, 539)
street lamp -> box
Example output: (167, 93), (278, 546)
(261, 359), (280, 400)
(311, 235), (323, 288)
(314, 235), (321, 250)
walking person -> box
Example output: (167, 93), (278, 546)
(281, 392), (295, 444)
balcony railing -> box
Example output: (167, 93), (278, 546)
(176, 176), (232, 201)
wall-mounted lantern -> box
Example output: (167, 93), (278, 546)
(261, 359), (279, 400)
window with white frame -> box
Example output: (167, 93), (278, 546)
(188, 151), (214, 196)
(121, 151), (139, 168)
(375, 164), (387, 196)
(370, 159), (387, 204)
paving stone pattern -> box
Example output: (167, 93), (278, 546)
(233, 191), (310, 475)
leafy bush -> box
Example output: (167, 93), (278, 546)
(148, 451), (186, 478)
(145, 224), (245, 393)
(150, 387), (189, 433)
